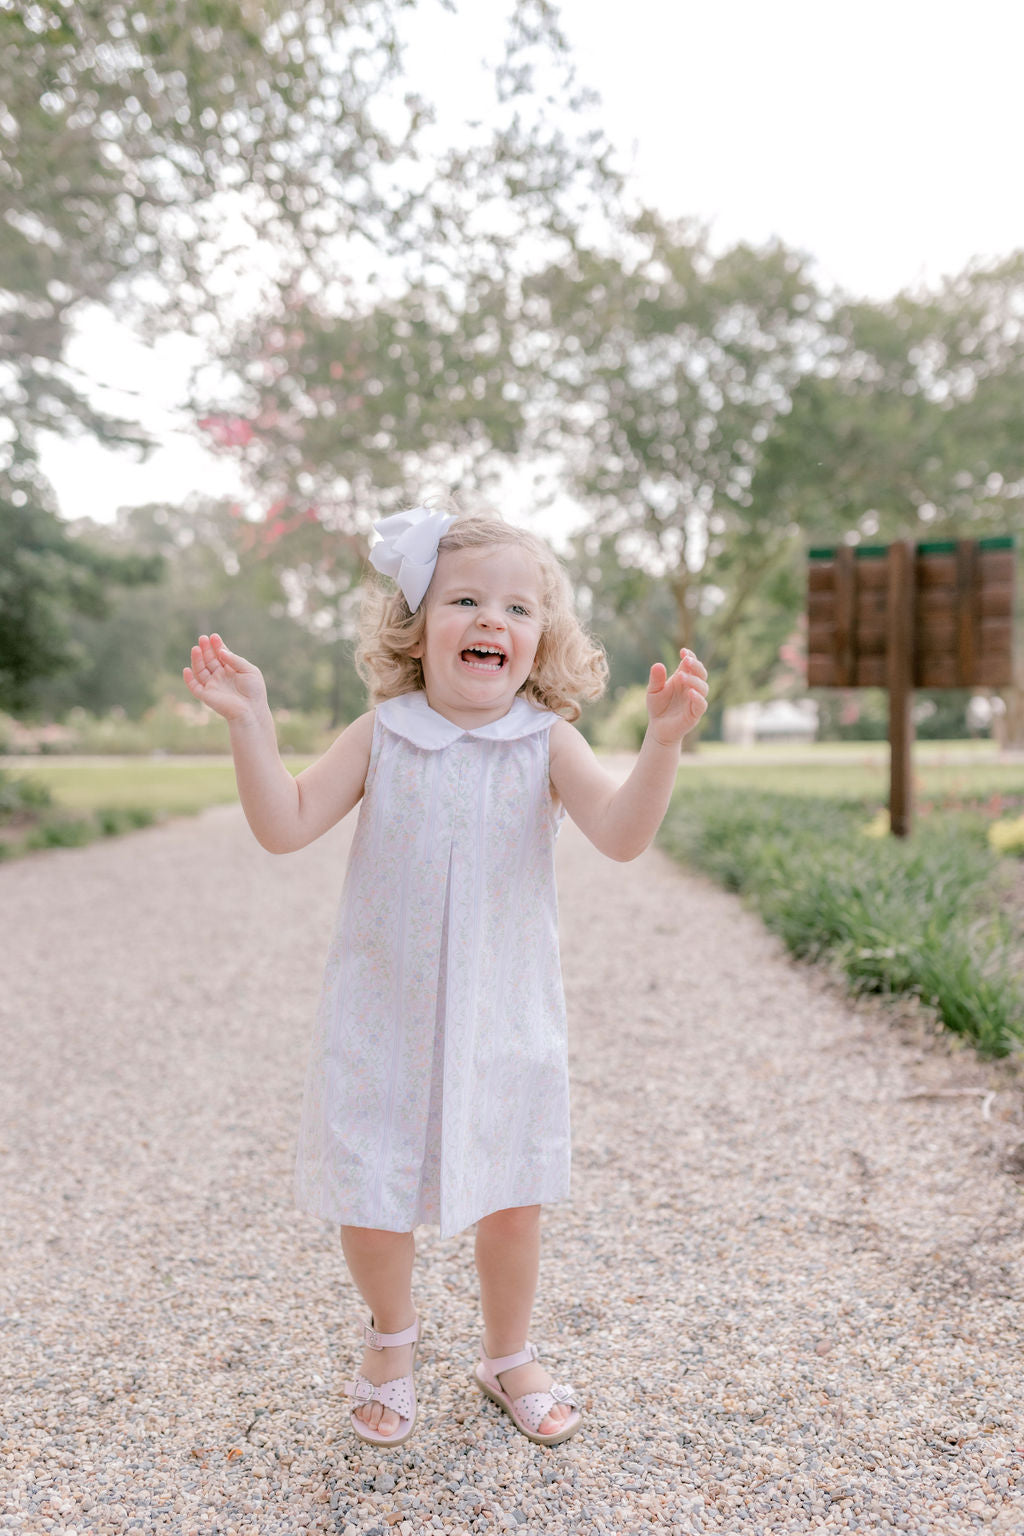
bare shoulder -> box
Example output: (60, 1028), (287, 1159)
(343, 708), (377, 745)
(548, 715), (590, 762)
(548, 716), (614, 794)
(296, 707), (375, 793)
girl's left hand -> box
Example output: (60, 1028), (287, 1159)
(646, 649), (709, 745)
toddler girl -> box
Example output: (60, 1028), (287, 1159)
(184, 506), (708, 1449)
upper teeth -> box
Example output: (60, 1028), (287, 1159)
(472, 647), (503, 655)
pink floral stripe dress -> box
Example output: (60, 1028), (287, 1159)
(293, 691), (570, 1238)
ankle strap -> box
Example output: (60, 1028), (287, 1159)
(364, 1316), (419, 1350)
(481, 1340), (537, 1374)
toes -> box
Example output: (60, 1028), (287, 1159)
(355, 1401), (400, 1435)
(538, 1404), (571, 1436)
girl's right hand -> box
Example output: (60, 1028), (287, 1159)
(183, 633), (268, 723)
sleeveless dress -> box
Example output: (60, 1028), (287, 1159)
(293, 690), (570, 1238)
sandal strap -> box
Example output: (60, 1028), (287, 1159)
(348, 1373), (415, 1419)
(512, 1383), (579, 1435)
(481, 1340), (538, 1376)
(363, 1316), (419, 1351)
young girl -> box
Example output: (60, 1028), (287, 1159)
(184, 506), (708, 1449)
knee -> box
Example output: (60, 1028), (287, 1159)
(340, 1224), (412, 1258)
(476, 1203), (541, 1242)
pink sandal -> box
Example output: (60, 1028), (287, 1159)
(347, 1316), (421, 1447)
(475, 1340), (581, 1446)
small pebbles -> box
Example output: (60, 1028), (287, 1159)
(1, 804), (1022, 1534)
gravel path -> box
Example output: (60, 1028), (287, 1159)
(2, 802), (1023, 1534)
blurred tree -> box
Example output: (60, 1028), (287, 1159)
(1, 0), (420, 708)
(0, 486), (159, 713)
(203, 268), (529, 520)
(753, 255), (1024, 540)
(532, 234), (1024, 731)
(1, 0), (614, 712)
(753, 254), (1024, 741)
(191, 0), (619, 518)
(521, 215), (828, 713)
(42, 498), (354, 720)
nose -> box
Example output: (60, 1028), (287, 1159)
(477, 605), (506, 630)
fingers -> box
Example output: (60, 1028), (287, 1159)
(656, 652), (709, 699)
(650, 651), (708, 686)
(188, 634), (242, 681)
(675, 650), (709, 703)
(677, 647), (708, 682)
(210, 634), (258, 673)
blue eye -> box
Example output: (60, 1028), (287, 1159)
(510, 604), (530, 617)
(455, 597), (476, 606)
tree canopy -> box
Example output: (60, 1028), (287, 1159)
(1, 0), (612, 709)
(2, 4), (1021, 732)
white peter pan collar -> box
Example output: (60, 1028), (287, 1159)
(377, 691), (556, 750)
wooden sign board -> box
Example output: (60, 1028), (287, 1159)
(806, 536), (1016, 837)
(808, 538), (1015, 690)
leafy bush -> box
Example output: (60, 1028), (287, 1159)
(593, 685), (651, 752)
(659, 786), (1024, 1057)
(25, 817), (96, 850)
(0, 768), (53, 819)
(0, 767), (158, 859)
(95, 806), (157, 837)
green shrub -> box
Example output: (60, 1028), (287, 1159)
(0, 768), (53, 820)
(593, 685), (650, 752)
(96, 806), (157, 836)
(0, 769), (160, 858)
(659, 786), (1024, 1057)
(26, 817), (95, 850)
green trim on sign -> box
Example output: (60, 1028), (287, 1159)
(807, 544), (888, 559)
(808, 535), (1015, 559)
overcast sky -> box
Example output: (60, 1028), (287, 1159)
(40, 0), (1024, 527)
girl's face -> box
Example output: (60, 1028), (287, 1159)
(411, 544), (544, 726)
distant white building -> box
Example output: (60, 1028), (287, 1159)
(722, 699), (819, 746)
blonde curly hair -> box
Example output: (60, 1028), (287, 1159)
(356, 512), (607, 722)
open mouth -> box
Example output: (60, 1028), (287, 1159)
(460, 645), (507, 672)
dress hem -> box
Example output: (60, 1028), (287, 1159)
(293, 1184), (571, 1240)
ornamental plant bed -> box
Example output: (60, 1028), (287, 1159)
(658, 784), (1024, 1058)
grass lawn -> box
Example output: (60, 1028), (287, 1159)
(3, 743), (1021, 818)
(1, 756), (313, 816)
(678, 740), (1023, 804)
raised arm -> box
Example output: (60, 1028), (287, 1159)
(183, 633), (373, 853)
(549, 649), (708, 862)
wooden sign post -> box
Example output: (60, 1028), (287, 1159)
(807, 537), (1016, 836)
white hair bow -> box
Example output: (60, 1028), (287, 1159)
(368, 506), (457, 611)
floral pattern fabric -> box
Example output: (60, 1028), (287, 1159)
(294, 692), (569, 1238)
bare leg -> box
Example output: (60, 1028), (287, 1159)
(340, 1226), (416, 1436)
(475, 1205), (572, 1435)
